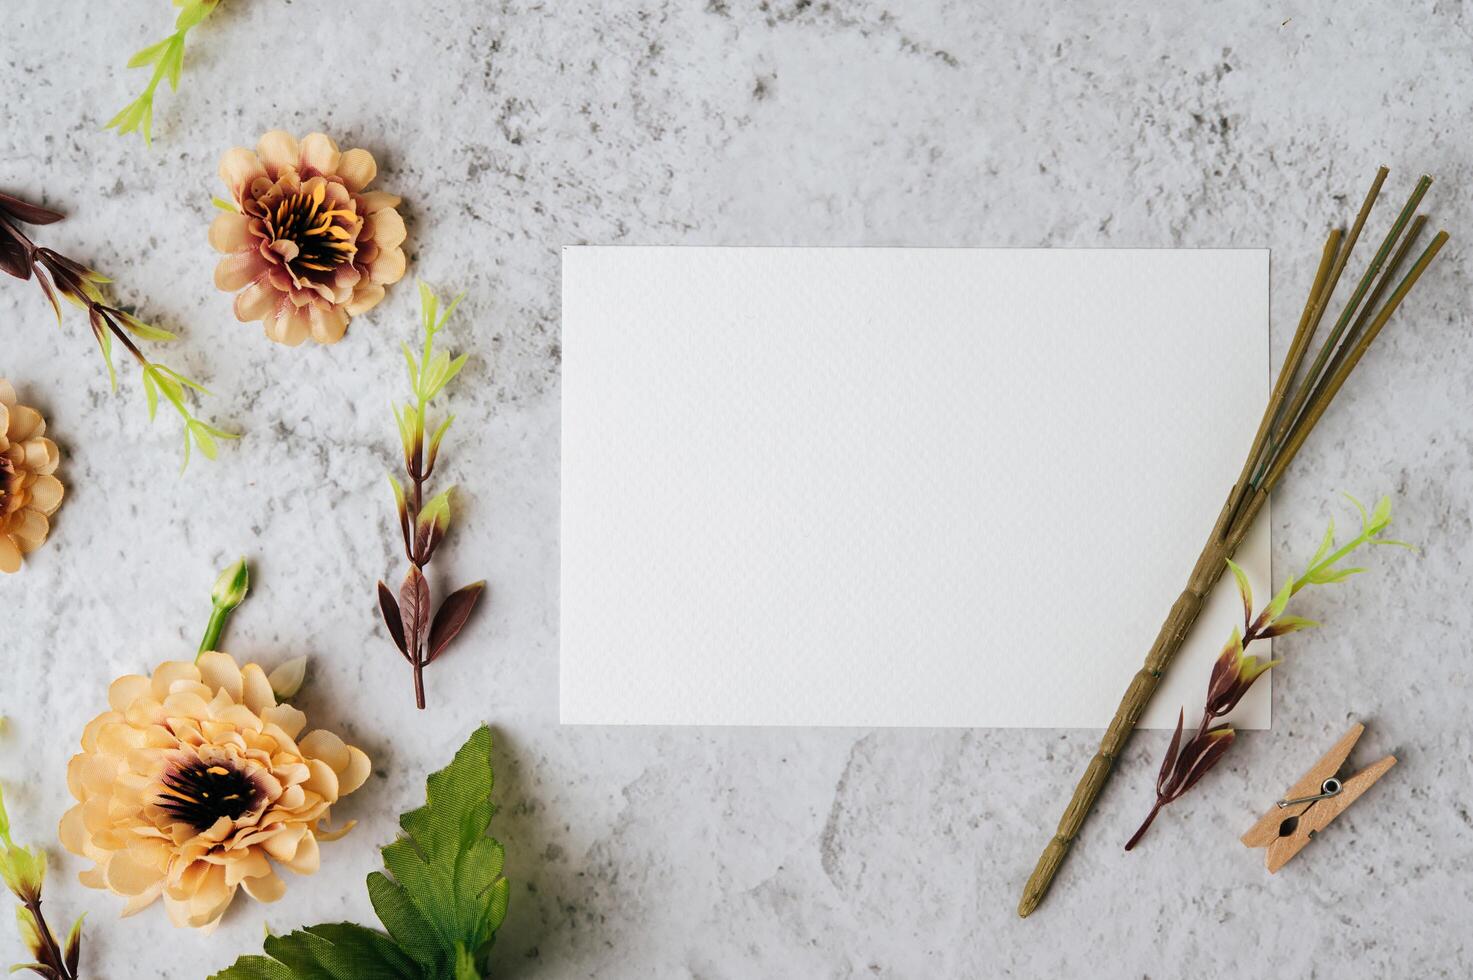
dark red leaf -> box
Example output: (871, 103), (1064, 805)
(377, 581), (410, 661)
(1163, 725), (1236, 800)
(64, 922), (80, 977)
(0, 190), (64, 225)
(0, 219), (31, 280)
(1178, 726), (1236, 795)
(33, 268), (60, 321)
(399, 566), (431, 657)
(427, 581), (485, 663)
(1156, 708), (1186, 795)
(35, 247), (91, 280)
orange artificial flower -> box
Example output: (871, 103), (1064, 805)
(0, 379), (63, 573)
(210, 131), (407, 345)
(60, 652), (370, 930)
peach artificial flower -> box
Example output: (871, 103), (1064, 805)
(0, 379), (63, 573)
(209, 130), (407, 346)
(60, 652), (370, 930)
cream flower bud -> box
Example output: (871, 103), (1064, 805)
(211, 556), (250, 611)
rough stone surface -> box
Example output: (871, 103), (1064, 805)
(2, 1), (1471, 977)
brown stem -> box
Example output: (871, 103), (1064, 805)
(23, 896), (74, 980)
(1123, 801), (1161, 852)
(412, 651), (426, 710)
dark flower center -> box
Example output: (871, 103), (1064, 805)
(264, 184), (357, 274)
(156, 759), (264, 831)
(0, 456), (14, 513)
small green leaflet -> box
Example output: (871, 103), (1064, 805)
(210, 726), (508, 980)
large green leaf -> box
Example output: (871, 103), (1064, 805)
(211, 726), (508, 980)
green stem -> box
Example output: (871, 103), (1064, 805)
(197, 606), (230, 660)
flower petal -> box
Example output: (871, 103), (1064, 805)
(263, 303), (310, 346)
(196, 651), (244, 700)
(108, 674), (152, 713)
(208, 212), (253, 254)
(356, 190), (401, 215)
(338, 746), (371, 797)
(261, 703), (307, 740)
(27, 474), (63, 515)
(58, 805), (87, 854)
(370, 208), (406, 249)
(298, 730), (349, 772)
(280, 830), (320, 875)
(240, 663), (276, 713)
(345, 282), (385, 316)
(241, 869), (287, 903)
(307, 305), (349, 344)
(256, 131), (301, 179)
(298, 133), (341, 175)
(0, 535), (18, 573)
(22, 437), (54, 473)
(233, 279), (281, 322)
(6, 404), (41, 442)
(336, 148), (378, 192)
(368, 245), (406, 286)
(215, 251), (267, 292)
(11, 509), (48, 552)
(218, 148), (266, 196)
(105, 851), (165, 896)
(150, 661), (202, 700)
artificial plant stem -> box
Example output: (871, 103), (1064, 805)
(197, 607), (229, 657)
(23, 897), (73, 980)
(1122, 802), (1161, 852)
(1269, 175), (1429, 452)
(197, 558), (249, 661)
(1223, 226), (1341, 528)
(1292, 214), (1429, 437)
(1017, 487), (1243, 917)
(1262, 230), (1448, 491)
(1017, 172), (1448, 919)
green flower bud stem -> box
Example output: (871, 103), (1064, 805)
(197, 558), (249, 661)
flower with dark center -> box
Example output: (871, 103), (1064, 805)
(0, 379), (63, 574)
(61, 652), (370, 929)
(156, 757), (266, 832)
(211, 131), (407, 346)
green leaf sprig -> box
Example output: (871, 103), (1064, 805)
(107, 0), (222, 145)
(377, 284), (485, 709)
(210, 725), (509, 980)
(1124, 494), (1411, 850)
(0, 191), (235, 468)
(0, 784), (84, 980)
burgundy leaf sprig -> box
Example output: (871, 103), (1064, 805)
(0, 190), (232, 466)
(376, 283), (485, 709)
(1124, 494), (1408, 851)
(0, 782), (83, 979)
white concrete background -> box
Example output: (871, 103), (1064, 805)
(2, 1), (1471, 977)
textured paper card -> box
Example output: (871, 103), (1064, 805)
(561, 247), (1270, 729)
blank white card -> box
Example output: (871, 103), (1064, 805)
(561, 248), (1270, 729)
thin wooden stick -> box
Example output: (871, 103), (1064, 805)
(1267, 174), (1429, 453)
(1287, 214), (1429, 442)
(1016, 170), (1447, 919)
(1221, 227), (1342, 531)
(1262, 229), (1448, 491)
(1262, 168), (1388, 443)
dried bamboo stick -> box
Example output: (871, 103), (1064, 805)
(1266, 174), (1429, 453)
(1017, 170), (1447, 919)
(1221, 227), (1342, 529)
(1263, 229), (1448, 491)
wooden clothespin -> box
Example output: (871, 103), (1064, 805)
(1241, 722), (1396, 872)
